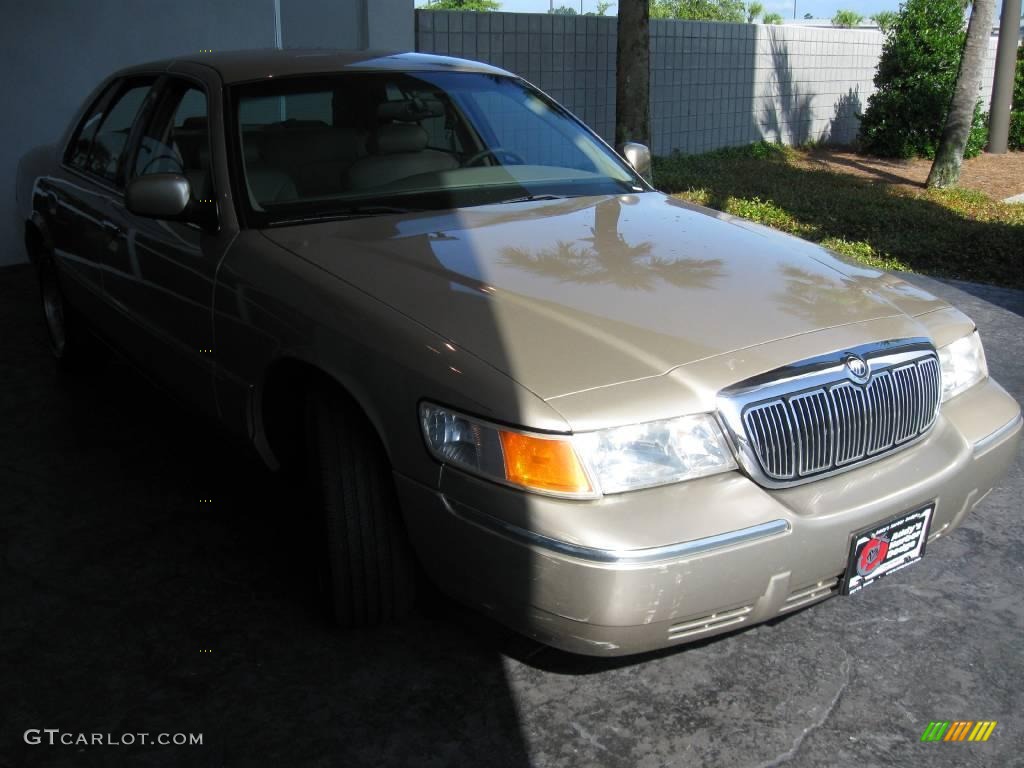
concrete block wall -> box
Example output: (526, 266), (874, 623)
(650, 21), (885, 153)
(416, 11), (618, 143)
(416, 10), (1003, 156)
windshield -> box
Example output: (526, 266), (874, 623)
(230, 71), (645, 226)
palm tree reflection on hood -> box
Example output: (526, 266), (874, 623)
(500, 196), (725, 291)
(775, 264), (874, 324)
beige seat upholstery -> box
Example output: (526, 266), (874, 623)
(344, 123), (458, 191)
(259, 124), (366, 197)
(240, 143), (298, 205)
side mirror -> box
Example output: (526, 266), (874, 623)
(126, 173), (191, 219)
(619, 142), (653, 186)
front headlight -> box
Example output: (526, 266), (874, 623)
(573, 414), (738, 494)
(938, 330), (988, 402)
(421, 404), (736, 498)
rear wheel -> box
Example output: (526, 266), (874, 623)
(305, 383), (416, 626)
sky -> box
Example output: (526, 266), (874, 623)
(417, 1), (1019, 21)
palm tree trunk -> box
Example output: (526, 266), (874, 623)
(926, 0), (996, 188)
(615, 0), (650, 147)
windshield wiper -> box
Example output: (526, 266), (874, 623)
(492, 193), (569, 205)
(269, 205), (423, 226)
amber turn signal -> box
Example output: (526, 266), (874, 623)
(499, 431), (593, 496)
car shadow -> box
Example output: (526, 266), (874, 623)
(0, 265), (532, 767)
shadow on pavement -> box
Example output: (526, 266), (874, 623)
(0, 265), (532, 767)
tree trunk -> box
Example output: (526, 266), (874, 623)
(926, 0), (996, 188)
(615, 0), (650, 148)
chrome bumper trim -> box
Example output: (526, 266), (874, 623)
(446, 498), (790, 564)
(973, 412), (1023, 458)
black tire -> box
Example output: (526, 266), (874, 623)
(37, 253), (98, 370)
(305, 383), (416, 627)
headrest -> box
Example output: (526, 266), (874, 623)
(181, 116), (208, 130)
(373, 123), (428, 154)
(377, 98), (444, 122)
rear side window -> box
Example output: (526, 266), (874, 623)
(85, 82), (155, 184)
(67, 84), (117, 170)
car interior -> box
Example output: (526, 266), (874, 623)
(237, 80), (477, 207)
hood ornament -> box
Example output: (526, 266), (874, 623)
(844, 354), (870, 382)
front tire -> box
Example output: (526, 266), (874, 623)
(37, 253), (99, 370)
(305, 384), (416, 627)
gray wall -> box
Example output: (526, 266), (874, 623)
(417, 12), (618, 144)
(1, 0), (413, 267)
(416, 11), (1002, 155)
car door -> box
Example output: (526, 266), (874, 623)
(102, 71), (234, 417)
(44, 77), (158, 337)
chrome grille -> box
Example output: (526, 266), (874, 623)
(739, 354), (940, 483)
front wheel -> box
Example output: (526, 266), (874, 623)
(305, 384), (416, 627)
(37, 253), (99, 369)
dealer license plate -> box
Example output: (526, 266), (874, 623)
(842, 505), (934, 596)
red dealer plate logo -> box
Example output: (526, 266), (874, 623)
(842, 505), (934, 596)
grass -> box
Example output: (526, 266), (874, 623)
(652, 143), (1024, 289)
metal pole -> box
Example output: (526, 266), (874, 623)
(988, 0), (1022, 154)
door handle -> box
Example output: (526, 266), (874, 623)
(101, 221), (122, 238)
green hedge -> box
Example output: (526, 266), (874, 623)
(858, 0), (985, 159)
(1010, 111), (1024, 151)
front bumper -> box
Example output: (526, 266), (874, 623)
(396, 378), (1021, 656)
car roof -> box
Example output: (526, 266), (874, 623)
(117, 49), (512, 85)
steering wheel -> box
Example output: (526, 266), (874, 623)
(139, 154), (185, 176)
(464, 148), (526, 167)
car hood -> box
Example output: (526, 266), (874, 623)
(262, 193), (948, 400)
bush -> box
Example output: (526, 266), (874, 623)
(649, 0), (746, 22)
(858, 0), (967, 158)
(1010, 111), (1024, 151)
(1015, 46), (1023, 111)
(421, 0), (499, 10)
(965, 103), (988, 159)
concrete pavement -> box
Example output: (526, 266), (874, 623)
(0, 265), (1020, 767)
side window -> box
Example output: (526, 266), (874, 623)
(133, 84), (212, 199)
(86, 81), (154, 184)
(67, 84), (116, 171)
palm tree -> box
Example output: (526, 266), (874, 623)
(831, 9), (863, 27)
(926, 0), (996, 188)
(746, 2), (764, 23)
(870, 11), (897, 33)
(615, 0), (650, 147)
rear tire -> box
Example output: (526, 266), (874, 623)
(305, 383), (416, 627)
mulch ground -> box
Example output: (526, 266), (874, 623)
(797, 149), (1024, 201)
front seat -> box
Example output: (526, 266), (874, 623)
(240, 143), (298, 206)
(344, 123), (458, 191)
